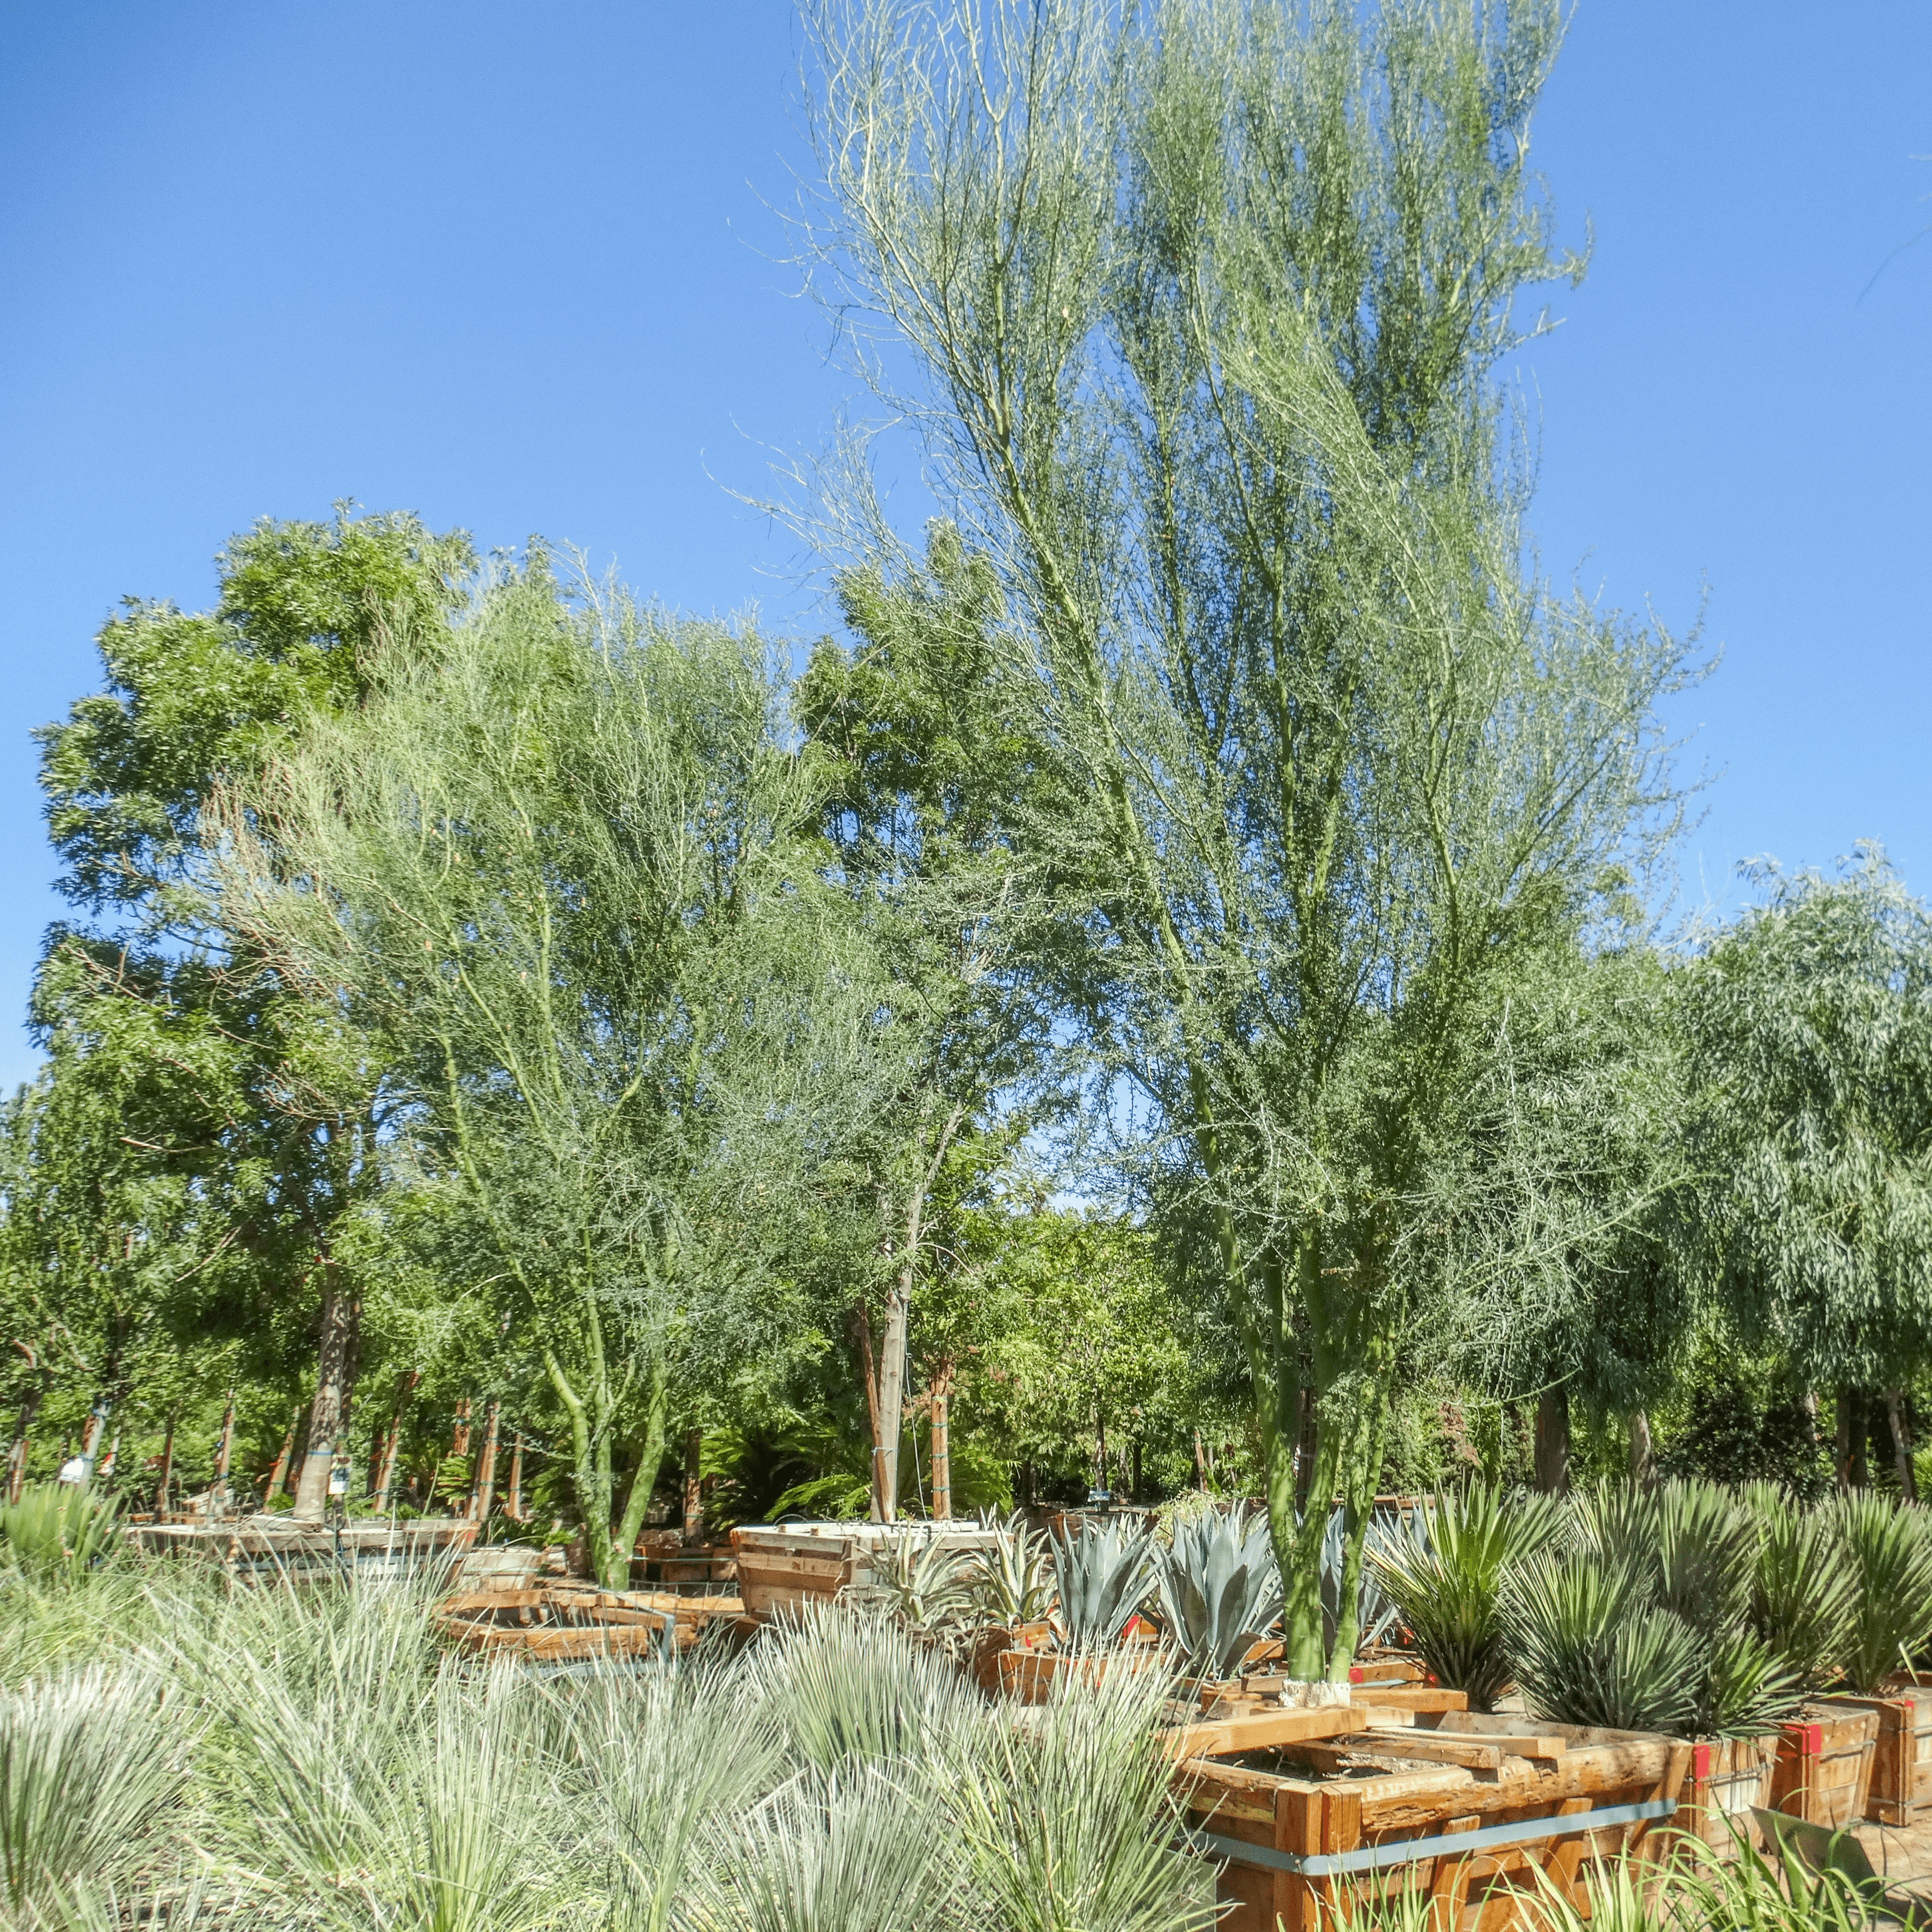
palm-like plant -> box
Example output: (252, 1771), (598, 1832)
(1740, 1485), (1857, 1693)
(1501, 1548), (1703, 1735)
(1151, 1502), (1282, 1679)
(1832, 1491), (1932, 1695)
(1050, 1520), (1154, 1647)
(1365, 1484), (1563, 1711)
(0, 1483), (122, 1583)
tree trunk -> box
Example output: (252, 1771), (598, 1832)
(929, 1372), (953, 1521)
(213, 1397), (235, 1511)
(81, 1405), (108, 1462)
(266, 1405), (299, 1498)
(1628, 1407), (1655, 1485)
(1836, 1387), (1855, 1492)
(1193, 1427), (1208, 1490)
(156, 1414), (177, 1515)
(471, 1398), (502, 1521)
(8, 1385), (41, 1505)
(292, 1269), (359, 1523)
(681, 1428), (703, 1543)
(1887, 1389), (1918, 1503)
(1131, 1436), (1142, 1504)
(507, 1432), (526, 1521)
(450, 1397), (472, 1460)
(873, 1279), (910, 1522)
(852, 1305), (888, 1520)
(374, 1369), (420, 1510)
(1534, 1385), (1570, 1495)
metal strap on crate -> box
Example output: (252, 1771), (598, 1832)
(1180, 1798), (1678, 1878)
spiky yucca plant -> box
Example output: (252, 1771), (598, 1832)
(1050, 1520), (1154, 1646)
(0, 1668), (192, 1918)
(0, 1483), (121, 1584)
(1740, 1485), (1857, 1693)
(1364, 1484), (1563, 1711)
(1500, 1549), (1703, 1735)
(1152, 1502), (1282, 1679)
(1832, 1491), (1932, 1695)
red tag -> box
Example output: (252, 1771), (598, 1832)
(1693, 1743), (1712, 1781)
(1348, 1666), (1365, 1683)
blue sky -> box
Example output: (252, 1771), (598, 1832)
(2, 2), (1927, 1090)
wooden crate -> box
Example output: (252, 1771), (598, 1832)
(1674, 1734), (1780, 1855)
(433, 1579), (751, 1661)
(1765, 1708), (1879, 1829)
(1815, 1693), (1931, 1827)
(1172, 1696), (1692, 1932)
(730, 1522), (1002, 1620)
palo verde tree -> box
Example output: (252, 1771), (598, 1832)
(802, 0), (1697, 1670)
(1680, 847), (1932, 1497)
(31, 508), (472, 1519)
(217, 558), (882, 1583)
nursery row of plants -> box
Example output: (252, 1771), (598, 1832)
(0, 1509), (1922, 1932)
(6, 0), (1932, 1678)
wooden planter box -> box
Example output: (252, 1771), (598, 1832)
(1765, 1707), (1880, 1829)
(127, 1515), (477, 1581)
(730, 1521), (1002, 1620)
(1674, 1735), (1779, 1855)
(1814, 1692), (1929, 1827)
(433, 1579), (754, 1660)
(1170, 1694), (1691, 1932)
(997, 1643), (1169, 1705)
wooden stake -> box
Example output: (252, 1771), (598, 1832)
(213, 1395), (235, 1509)
(451, 1397), (472, 1460)
(929, 1371), (953, 1521)
(374, 1369), (420, 1511)
(156, 1413), (177, 1516)
(266, 1405), (300, 1497)
(506, 1432), (526, 1521)
(471, 1399), (502, 1521)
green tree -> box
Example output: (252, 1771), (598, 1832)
(1680, 848), (1932, 1497)
(28, 508), (472, 1518)
(797, 523), (1064, 1517)
(803, 0), (1697, 1671)
(217, 559), (882, 1582)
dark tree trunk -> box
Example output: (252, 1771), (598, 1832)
(1534, 1385), (1571, 1495)
(1836, 1387), (1855, 1492)
(1292, 1385), (1319, 1513)
(506, 1432), (526, 1521)
(266, 1405), (299, 1498)
(213, 1397), (235, 1510)
(1887, 1389), (1918, 1502)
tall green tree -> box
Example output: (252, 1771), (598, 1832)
(217, 560), (882, 1581)
(803, 0), (1697, 1670)
(797, 524), (1063, 1516)
(29, 509), (472, 1518)
(1681, 848), (1932, 1496)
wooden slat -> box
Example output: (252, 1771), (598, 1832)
(1361, 1716), (1565, 1761)
(1162, 1705), (1361, 1762)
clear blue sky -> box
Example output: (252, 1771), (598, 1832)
(2, 3), (1927, 1090)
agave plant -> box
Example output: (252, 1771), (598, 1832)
(1151, 1502), (1282, 1679)
(1365, 1484), (1563, 1711)
(1049, 1519), (1154, 1646)
(873, 1533), (978, 1636)
(971, 1513), (1056, 1628)
(0, 1482), (122, 1583)
(1740, 1485), (1857, 1693)
(1831, 1491), (1932, 1695)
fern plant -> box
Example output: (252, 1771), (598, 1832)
(1151, 1502), (1282, 1679)
(1049, 1520), (1153, 1646)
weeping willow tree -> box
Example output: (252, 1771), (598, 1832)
(800, 0), (1698, 1672)
(214, 562), (881, 1582)
(1681, 848), (1932, 1496)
